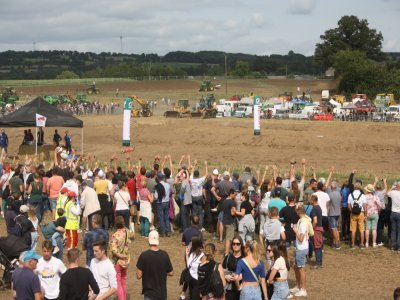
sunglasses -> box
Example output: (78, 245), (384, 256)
(232, 242), (241, 246)
(266, 249), (272, 252)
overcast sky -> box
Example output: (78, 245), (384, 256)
(1, 0), (399, 56)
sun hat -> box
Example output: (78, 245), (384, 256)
(364, 184), (375, 193)
(148, 230), (159, 246)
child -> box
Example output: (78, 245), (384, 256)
(28, 206), (39, 250)
(40, 208), (66, 256)
(263, 206), (286, 265)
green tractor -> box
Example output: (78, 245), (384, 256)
(75, 93), (91, 106)
(43, 95), (60, 105)
(0, 87), (19, 106)
(199, 80), (215, 92)
(86, 84), (100, 95)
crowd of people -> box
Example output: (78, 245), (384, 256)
(0, 146), (399, 300)
(56, 101), (121, 116)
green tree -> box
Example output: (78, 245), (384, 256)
(315, 15), (384, 69)
(231, 60), (250, 77)
(56, 70), (79, 79)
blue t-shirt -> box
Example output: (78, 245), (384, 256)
(235, 259), (265, 282)
(268, 198), (287, 212)
(12, 266), (41, 299)
(83, 228), (109, 266)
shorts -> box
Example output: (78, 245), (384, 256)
(350, 212), (365, 233)
(295, 249), (308, 268)
(224, 224), (235, 240)
(365, 214), (379, 230)
(328, 216), (339, 229)
(131, 199), (140, 209)
(218, 211), (224, 222)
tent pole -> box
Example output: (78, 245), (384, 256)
(35, 127), (38, 155)
(81, 127), (83, 153)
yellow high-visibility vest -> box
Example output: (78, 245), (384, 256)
(65, 200), (79, 230)
(55, 194), (67, 219)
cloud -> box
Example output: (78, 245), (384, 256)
(287, 0), (317, 15)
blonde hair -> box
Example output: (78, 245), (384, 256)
(27, 205), (37, 220)
(203, 243), (216, 262)
(245, 240), (260, 264)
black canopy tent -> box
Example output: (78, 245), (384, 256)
(0, 97), (84, 154)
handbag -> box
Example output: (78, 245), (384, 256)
(117, 230), (130, 269)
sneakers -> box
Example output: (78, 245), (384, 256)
(287, 294), (294, 299)
(350, 244), (356, 250)
(365, 243), (369, 248)
(372, 243), (377, 248)
(53, 246), (60, 254)
(360, 244), (366, 250)
(200, 228), (206, 232)
(289, 286), (300, 294)
(377, 242), (384, 247)
(294, 289), (308, 297)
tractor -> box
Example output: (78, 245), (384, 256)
(86, 84), (100, 94)
(43, 95), (60, 105)
(199, 80), (215, 92)
(164, 100), (192, 118)
(0, 87), (19, 106)
(75, 93), (91, 106)
(191, 94), (218, 118)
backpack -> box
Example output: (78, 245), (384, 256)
(210, 262), (224, 297)
(350, 192), (362, 215)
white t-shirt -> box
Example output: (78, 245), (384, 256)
(260, 192), (271, 210)
(313, 191), (330, 216)
(272, 256), (288, 280)
(295, 220), (309, 251)
(190, 176), (206, 197)
(388, 190), (400, 213)
(114, 190), (131, 210)
(37, 256), (67, 299)
(187, 252), (204, 280)
(348, 190), (367, 212)
(90, 257), (117, 296)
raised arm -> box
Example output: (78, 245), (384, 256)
(168, 154), (174, 174)
(325, 166), (334, 190)
(301, 158), (306, 180)
(204, 160), (208, 177)
(310, 166), (316, 180)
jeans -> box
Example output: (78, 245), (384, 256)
(140, 216), (150, 237)
(49, 197), (57, 211)
(271, 281), (289, 300)
(157, 202), (170, 235)
(341, 207), (350, 238)
(52, 235), (63, 260)
(390, 212), (400, 250)
(181, 204), (191, 230)
(116, 209), (130, 229)
(31, 231), (38, 250)
(315, 247), (323, 266)
(191, 196), (204, 228)
(115, 264), (127, 300)
(240, 285), (261, 300)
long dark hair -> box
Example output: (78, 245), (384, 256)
(189, 235), (203, 257)
(272, 241), (290, 271)
(230, 235), (245, 256)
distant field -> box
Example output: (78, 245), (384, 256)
(0, 77), (137, 87)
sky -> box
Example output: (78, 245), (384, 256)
(0, 0), (399, 56)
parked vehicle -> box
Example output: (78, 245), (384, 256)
(273, 109), (289, 119)
(289, 110), (310, 120)
(234, 106), (253, 118)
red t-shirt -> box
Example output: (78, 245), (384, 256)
(126, 178), (136, 201)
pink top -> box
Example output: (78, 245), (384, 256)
(366, 194), (382, 216)
(139, 188), (151, 202)
(42, 177), (48, 193)
(47, 175), (65, 198)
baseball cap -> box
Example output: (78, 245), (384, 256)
(98, 170), (105, 178)
(157, 172), (165, 180)
(23, 249), (41, 262)
(223, 171), (230, 177)
(87, 171), (93, 178)
(4, 165), (10, 171)
(20, 205), (29, 213)
(212, 169), (219, 176)
(272, 188), (282, 197)
(68, 191), (77, 198)
(60, 187), (69, 194)
(148, 230), (159, 246)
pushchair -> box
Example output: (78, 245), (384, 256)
(0, 235), (30, 289)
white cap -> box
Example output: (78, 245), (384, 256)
(98, 170), (105, 178)
(223, 171), (230, 177)
(148, 230), (159, 246)
(87, 171), (93, 178)
(20, 205), (29, 213)
(212, 169), (219, 176)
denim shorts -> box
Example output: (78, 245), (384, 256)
(240, 285), (261, 300)
(272, 281), (289, 300)
(328, 216), (339, 229)
(218, 211), (224, 222)
(295, 249), (308, 268)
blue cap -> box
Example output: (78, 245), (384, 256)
(23, 249), (41, 262)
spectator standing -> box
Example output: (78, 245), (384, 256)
(268, 242), (290, 300)
(46, 167), (65, 213)
(328, 181), (342, 249)
(114, 181), (131, 229)
(59, 248), (100, 300)
(364, 184), (383, 248)
(83, 214), (109, 267)
(348, 182), (367, 249)
(37, 241), (66, 300)
(11, 249), (44, 300)
(181, 215), (204, 246)
(313, 182), (330, 230)
(219, 189), (238, 255)
(186, 236), (204, 300)
(223, 236), (244, 300)
(53, 129), (62, 147)
(136, 230), (174, 300)
(14, 204), (34, 248)
(0, 129), (9, 154)
(279, 193), (299, 249)
(64, 130), (72, 153)
(139, 179), (154, 237)
(374, 178), (387, 246)
(268, 189), (286, 213)
(340, 180), (351, 241)
(90, 240), (117, 299)
(310, 195), (323, 268)
(190, 160), (208, 230)
(80, 182), (101, 231)
(64, 191), (81, 249)
(178, 170), (192, 231)
(388, 182), (400, 251)
(237, 192), (256, 242)
(155, 172), (171, 237)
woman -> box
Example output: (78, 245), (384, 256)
(110, 216), (131, 300)
(258, 182), (271, 246)
(265, 242), (275, 300)
(374, 178), (387, 246)
(223, 236), (244, 300)
(114, 181), (131, 228)
(268, 241), (290, 300)
(198, 243), (226, 300)
(27, 205), (39, 250)
(364, 184), (383, 248)
(235, 240), (268, 300)
(186, 236), (204, 300)
(27, 173), (43, 222)
(139, 179), (154, 237)
(236, 193), (255, 242)
(289, 181), (301, 203)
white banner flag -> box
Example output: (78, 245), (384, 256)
(35, 113), (46, 127)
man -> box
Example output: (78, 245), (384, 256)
(279, 193), (299, 248)
(387, 182), (400, 251)
(155, 172), (171, 237)
(289, 205), (310, 298)
(53, 129), (62, 147)
(179, 170), (192, 230)
(268, 189), (286, 213)
(239, 166), (255, 188)
(94, 170), (112, 230)
(80, 182), (101, 231)
(37, 241), (66, 300)
(213, 171), (234, 201)
(310, 195), (323, 268)
(83, 214), (109, 267)
(136, 230), (173, 300)
(12, 249), (44, 300)
(90, 240), (117, 299)
(328, 181), (342, 249)
(59, 248), (99, 300)
(303, 178), (317, 203)
(313, 182), (330, 231)
(181, 215), (204, 246)
(348, 182), (367, 249)
(64, 130), (72, 153)
(47, 167), (65, 213)
(190, 160), (208, 230)
(340, 180), (351, 241)
(203, 169), (220, 234)
(126, 170), (138, 222)
(218, 188), (237, 255)
(64, 191), (81, 249)
(271, 176), (288, 201)
(14, 204), (34, 248)
(0, 129), (9, 154)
